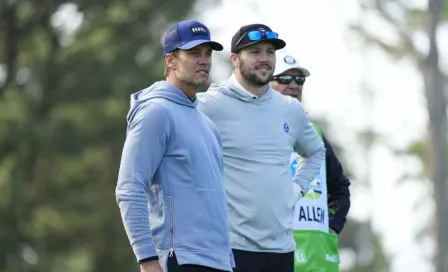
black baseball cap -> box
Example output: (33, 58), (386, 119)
(231, 24), (286, 53)
(164, 20), (223, 55)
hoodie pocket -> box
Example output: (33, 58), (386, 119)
(168, 194), (174, 258)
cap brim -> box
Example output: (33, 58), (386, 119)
(274, 66), (311, 77)
(235, 38), (286, 52)
(178, 39), (224, 51)
(298, 68), (310, 77)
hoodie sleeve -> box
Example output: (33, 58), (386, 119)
(322, 135), (351, 234)
(292, 102), (326, 195)
(116, 102), (170, 262)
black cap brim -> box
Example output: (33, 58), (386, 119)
(178, 40), (223, 51)
(233, 38), (286, 53)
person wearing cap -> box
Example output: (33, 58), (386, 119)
(116, 20), (234, 272)
(271, 52), (351, 272)
(197, 24), (325, 272)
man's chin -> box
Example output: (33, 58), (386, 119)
(193, 78), (209, 87)
(242, 73), (270, 86)
(252, 75), (271, 86)
(284, 91), (300, 99)
(260, 79), (271, 86)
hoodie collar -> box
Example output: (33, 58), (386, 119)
(127, 81), (197, 124)
(133, 81), (198, 108)
(227, 74), (273, 102)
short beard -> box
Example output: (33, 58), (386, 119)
(239, 58), (272, 87)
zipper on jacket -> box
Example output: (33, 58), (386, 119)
(168, 194), (174, 257)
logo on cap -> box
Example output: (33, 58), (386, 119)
(190, 26), (208, 35)
(284, 55), (296, 65)
(259, 28), (265, 32)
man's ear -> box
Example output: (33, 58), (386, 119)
(230, 53), (239, 68)
(165, 53), (176, 69)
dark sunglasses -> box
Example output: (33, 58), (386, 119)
(273, 75), (306, 85)
(235, 30), (279, 48)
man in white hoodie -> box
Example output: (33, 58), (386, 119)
(197, 24), (326, 272)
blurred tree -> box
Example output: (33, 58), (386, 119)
(351, 0), (447, 270)
(339, 219), (389, 272)
(0, 0), (214, 271)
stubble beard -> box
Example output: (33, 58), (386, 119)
(239, 60), (272, 87)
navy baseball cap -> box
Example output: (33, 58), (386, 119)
(163, 20), (223, 55)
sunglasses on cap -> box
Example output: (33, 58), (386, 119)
(235, 30), (279, 48)
(272, 75), (306, 85)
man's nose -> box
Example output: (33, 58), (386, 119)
(259, 51), (273, 61)
(289, 80), (300, 88)
(198, 56), (211, 65)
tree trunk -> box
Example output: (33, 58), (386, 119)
(421, 0), (447, 270)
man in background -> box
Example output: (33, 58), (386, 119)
(271, 51), (351, 272)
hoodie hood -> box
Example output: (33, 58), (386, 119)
(208, 74), (272, 102)
(127, 81), (197, 123)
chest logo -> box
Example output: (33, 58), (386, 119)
(283, 123), (289, 133)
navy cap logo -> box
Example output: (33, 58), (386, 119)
(259, 28), (265, 32)
(190, 26), (208, 36)
(284, 55), (296, 65)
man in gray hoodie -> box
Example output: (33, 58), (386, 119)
(116, 20), (234, 272)
(197, 24), (326, 272)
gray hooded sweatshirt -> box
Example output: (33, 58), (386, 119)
(197, 75), (325, 253)
(116, 81), (233, 271)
